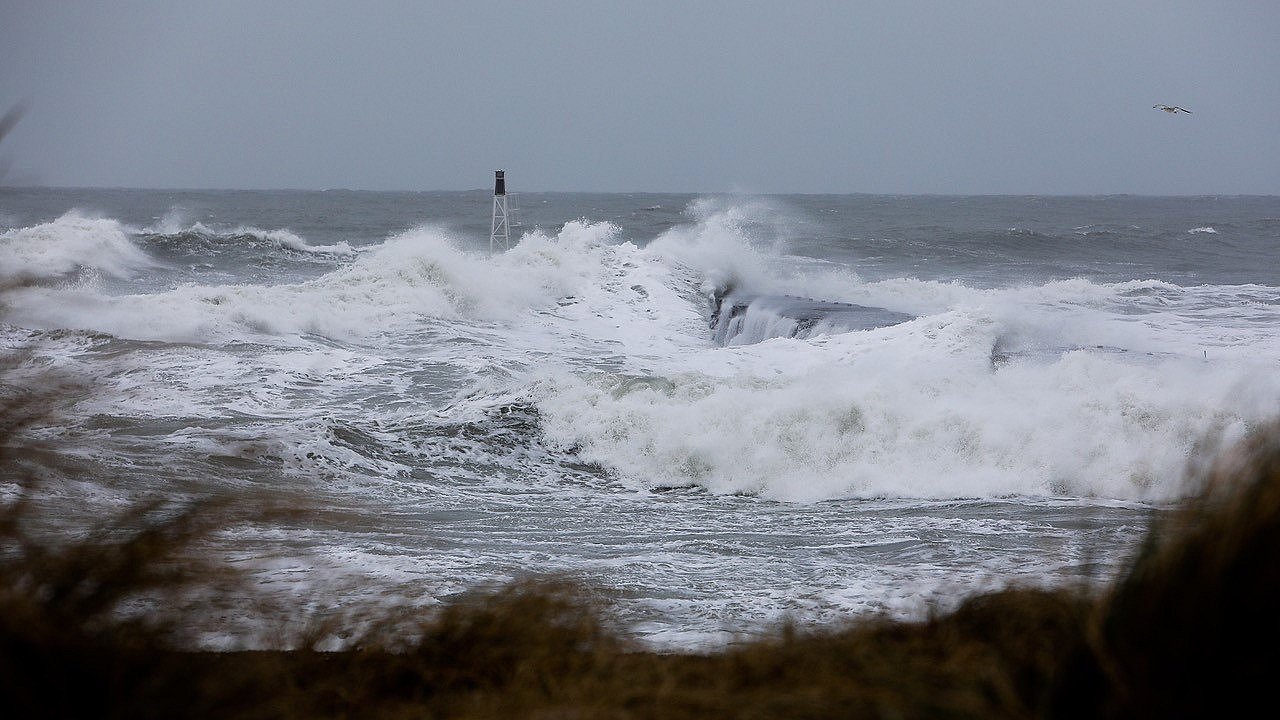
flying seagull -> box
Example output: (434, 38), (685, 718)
(1153, 104), (1192, 114)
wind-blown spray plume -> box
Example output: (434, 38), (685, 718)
(0, 102), (28, 181)
(0, 103), (26, 143)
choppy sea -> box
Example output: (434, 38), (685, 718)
(3, 188), (1278, 648)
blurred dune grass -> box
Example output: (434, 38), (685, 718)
(2, 296), (1279, 718)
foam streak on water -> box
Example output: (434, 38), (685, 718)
(2, 189), (1278, 648)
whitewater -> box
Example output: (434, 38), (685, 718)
(2, 188), (1278, 647)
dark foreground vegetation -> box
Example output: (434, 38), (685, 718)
(2, 368), (1278, 719)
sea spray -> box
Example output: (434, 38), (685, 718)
(3, 189), (1278, 648)
(0, 210), (155, 280)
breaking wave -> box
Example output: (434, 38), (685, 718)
(0, 211), (155, 280)
(139, 222), (355, 256)
(5, 199), (1279, 506)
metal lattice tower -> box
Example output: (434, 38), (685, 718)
(489, 170), (510, 253)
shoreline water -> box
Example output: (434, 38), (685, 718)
(2, 188), (1277, 648)
(2, 377), (1275, 716)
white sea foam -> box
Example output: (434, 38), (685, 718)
(11, 192), (1279, 652)
(519, 201), (1280, 503)
(7, 200), (1279, 507)
(0, 219), (657, 344)
(1188, 226), (1218, 234)
(646, 196), (801, 297)
(534, 313), (1277, 502)
(150, 208), (189, 235)
(0, 210), (155, 280)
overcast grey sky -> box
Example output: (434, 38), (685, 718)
(1, 1), (1277, 194)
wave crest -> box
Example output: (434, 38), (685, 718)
(0, 211), (155, 281)
(141, 221), (354, 256)
(0, 219), (633, 343)
(534, 309), (1274, 502)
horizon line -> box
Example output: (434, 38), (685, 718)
(3, 183), (1278, 199)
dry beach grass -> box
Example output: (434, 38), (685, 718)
(2, 352), (1278, 718)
